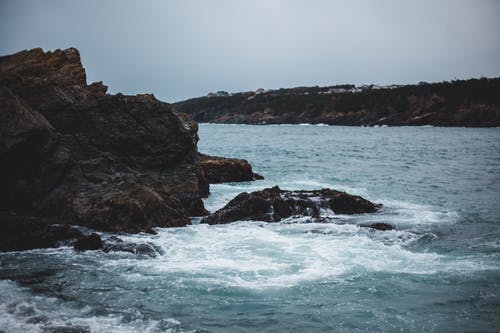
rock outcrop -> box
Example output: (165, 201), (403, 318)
(201, 186), (381, 225)
(199, 153), (263, 183)
(174, 78), (500, 127)
(0, 47), (209, 248)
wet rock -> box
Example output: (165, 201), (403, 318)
(102, 236), (162, 257)
(0, 47), (210, 250)
(44, 326), (90, 333)
(360, 222), (394, 231)
(72, 234), (162, 257)
(73, 233), (103, 251)
(202, 186), (382, 225)
(0, 212), (83, 251)
(106, 242), (159, 257)
(199, 153), (263, 183)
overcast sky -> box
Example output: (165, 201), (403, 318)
(1, 0), (499, 102)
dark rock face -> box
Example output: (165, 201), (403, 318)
(360, 222), (394, 231)
(174, 78), (500, 127)
(199, 153), (263, 183)
(73, 233), (102, 251)
(201, 186), (381, 225)
(0, 212), (83, 251)
(0, 47), (209, 249)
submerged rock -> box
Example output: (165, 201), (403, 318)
(360, 222), (394, 231)
(199, 153), (263, 183)
(201, 186), (382, 225)
(0, 47), (210, 250)
(44, 326), (90, 333)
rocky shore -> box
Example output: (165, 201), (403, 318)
(0, 47), (383, 252)
(0, 47), (263, 251)
(174, 78), (500, 127)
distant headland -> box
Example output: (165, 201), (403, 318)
(174, 78), (500, 127)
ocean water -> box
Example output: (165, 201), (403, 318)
(1, 124), (499, 333)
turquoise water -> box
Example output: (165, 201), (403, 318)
(1, 124), (499, 332)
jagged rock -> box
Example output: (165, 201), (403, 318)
(201, 186), (381, 225)
(0, 47), (210, 250)
(74, 233), (102, 251)
(360, 222), (394, 231)
(199, 153), (263, 183)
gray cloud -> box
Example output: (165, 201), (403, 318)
(1, 0), (499, 102)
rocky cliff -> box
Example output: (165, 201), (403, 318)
(0, 47), (209, 247)
(174, 78), (500, 127)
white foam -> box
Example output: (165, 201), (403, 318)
(203, 183), (270, 211)
(0, 280), (187, 333)
(381, 198), (459, 227)
(129, 221), (495, 290)
(285, 179), (333, 188)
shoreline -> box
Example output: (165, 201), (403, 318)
(197, 122), (500, 129)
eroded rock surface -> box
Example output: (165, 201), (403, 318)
(201, 186), (381, 225)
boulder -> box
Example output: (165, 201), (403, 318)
(201, 186), (382, 225)
(199, 153), (263, 183)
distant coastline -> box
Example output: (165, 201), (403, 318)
(197, 123), (499, 128)
(174, 78), (500, 127)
